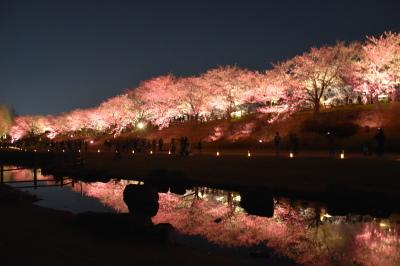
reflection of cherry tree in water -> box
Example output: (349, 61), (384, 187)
(9, 169), (47, 182)
(355, 222), (400, 266)
(75, 180), (130, 213)
(67, 180), (400, 266)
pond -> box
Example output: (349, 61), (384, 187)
(2, 166), (400, 266)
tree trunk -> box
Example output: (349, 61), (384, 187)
(226, 105), (233, 120)
(313, 100), (320, 114)
(369, 93), (374, 104)
(373, 94), (379, 104)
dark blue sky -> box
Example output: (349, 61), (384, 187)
(1, 0), (399, 115)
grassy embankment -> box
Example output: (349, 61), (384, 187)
(108, 103), (400, 153)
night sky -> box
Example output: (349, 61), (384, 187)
(1, 0), (400, 116)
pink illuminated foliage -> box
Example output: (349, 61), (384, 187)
(0, 105), (13, 137)
(64, 179), (400, 266)
(175, 76), (212, 118)
(273, 43), (356, 113)
(7, 32), (400, 140)
(202, 66), (260, 118)
(130, 74), (182, 128)
(344, 32), (400, 103)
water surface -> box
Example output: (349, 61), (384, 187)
(3, 167), (400, 266)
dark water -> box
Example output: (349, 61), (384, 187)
(3, 167), (400, 266)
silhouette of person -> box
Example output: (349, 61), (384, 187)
(170, 138), (176, 154)
(274, 132), (281, 156)
(158, 138), (163, 152)
(197, 140), (202, 153)
(327, 132), (335, 156)
(179, 137), (185, 156)
(184, 137), (190, 156)
(374, 128), (385, 156)
(292, 133), (299, 154)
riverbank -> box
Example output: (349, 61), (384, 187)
(2, 150), (400, 200)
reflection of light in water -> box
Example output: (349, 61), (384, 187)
(380, 221), (390, 228)
(215, 196), (225, 201)
(57, 180), (400, 266)
(233, 195), (241, 202)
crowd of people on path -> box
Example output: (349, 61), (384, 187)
(362, 127), (386, 156)
(272, 127), (386, 157)
(0, 135), (207, 157)
(105, 137), (203, 157)
(0, 126), (387, 158)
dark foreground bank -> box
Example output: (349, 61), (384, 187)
(0, 184), (299, 266)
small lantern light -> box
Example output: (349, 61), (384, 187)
(150, 150), (153, 154)
(340, 150), (345, 159)
(132, 150), (135, 154)
(258, 139), (263, 143)
(290, 152), (294, 158)
(98, 149), (101, 153)
(216, 151), (220, 156)
(247, 150), (251, 157)
(137, 122), (145, 129)
(168, 150), (171, 155)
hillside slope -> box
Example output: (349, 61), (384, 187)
(117, 103), (400, 153)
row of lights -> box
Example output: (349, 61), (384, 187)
(257, 139), (345, 159)
(214, 150), (345, 159)
(76, 149), (345, 159)
(31, 147), (346, 159)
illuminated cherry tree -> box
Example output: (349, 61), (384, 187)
(0, 105), (13, 137)
(345, 32), (400, 103)
(175, 76), (212, 119)
(97, 94), (139, 134)
(274, 43), (355, 113)
(7, 31), (400, 140)
(246, 71), (284, 104)
(10, 115), (55, 140)
(202, 66), (258, 118)
(132, 74), (183, 128)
